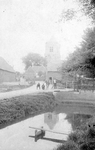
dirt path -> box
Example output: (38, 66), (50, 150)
(0, 82), (72, 100)
(0, 84), (37, 100)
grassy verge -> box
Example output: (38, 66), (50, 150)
(0, 84), (31, 92)
(55, 91), (95, 102)
(0, 92), (55, 129)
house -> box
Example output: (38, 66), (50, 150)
(46, 71), (62, 82)
(32, 65), (46, 74)
(0, 57), (16, 83)
(24, 65), (46, 81)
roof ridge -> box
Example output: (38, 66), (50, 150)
(0, 57), (15, 73)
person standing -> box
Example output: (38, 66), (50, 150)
(36, 83), (40, 89)
(53, 79), (57, 89)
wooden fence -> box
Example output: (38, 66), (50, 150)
(56, 78), (95, 91)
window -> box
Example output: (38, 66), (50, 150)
(50, 47), (53, 52)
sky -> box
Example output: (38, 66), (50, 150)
(0, 0), (92, 73)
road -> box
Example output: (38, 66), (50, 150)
(0, 81), (95, 105)
(0, 82), (73, 100)
(0, 84), (37, 99)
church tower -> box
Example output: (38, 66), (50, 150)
(45, 37), (61, 71)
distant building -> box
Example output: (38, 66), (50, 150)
(32, 65), (46, 74)
(45, 37), (62, 82)
(46, 71), (62, 82)
(0, 57), (16, 83)
(24, 65), (46, 81)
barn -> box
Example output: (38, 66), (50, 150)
(0, 57), (16, 83)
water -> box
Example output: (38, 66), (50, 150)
(0, 112), (72, 150)
(0, 110), (92, 150)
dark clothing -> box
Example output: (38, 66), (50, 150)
(42, 84), (45, 90)
(37, 83), (40, 89)
(35, 129), (45, 142)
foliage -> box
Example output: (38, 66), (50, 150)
(78, 0), (95, 19)
(61, 27), (95, 78)
(68, 130), (87, 146)
(55, 116), (95, 150)
(66, 113), (92, 131)
(22, 53), (46, 70)
(54, 141), (79, 150)
(60, 9), (76, 22)
(80, 127), (95, 150)
(60, 0), (95, 22)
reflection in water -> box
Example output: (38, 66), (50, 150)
(1, 111), (93, 150)
(0, 112), (72, 150)
(66, 113), (93, 131)
(44, 112), (59, 130)
(0, 109), (94, 150)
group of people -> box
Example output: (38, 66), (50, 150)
(36, 83), (45, 90)
(36, 79), (57, 90)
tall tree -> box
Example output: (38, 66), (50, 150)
(78, 0), (95, 19)
(60, 0), (95, 22)
(61, 27), (95, 78)
(22, 53), (46, 70)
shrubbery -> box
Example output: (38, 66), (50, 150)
(55, 141), (79, 150)
(54, 122), (95, 150)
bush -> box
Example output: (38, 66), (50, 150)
(55, 126), (95, 150)
(68, 130), (86, 145)
(54, 141), (79, 150)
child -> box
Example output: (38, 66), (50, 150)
(42, 84), (45, 90)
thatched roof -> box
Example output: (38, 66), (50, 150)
(25, 65), (46, 74)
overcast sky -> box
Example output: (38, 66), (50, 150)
(0, 0), (92, 72)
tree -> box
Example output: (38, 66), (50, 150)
(77, 27), (95, 78)
(22, 53), (46, 70)
(61, 27), (95, 78)
(60, 0), (95, 22)
(59, 0), (95, 31)
(78, 0), (95, 19)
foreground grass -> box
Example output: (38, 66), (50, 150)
(0, 92), (55, 129)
